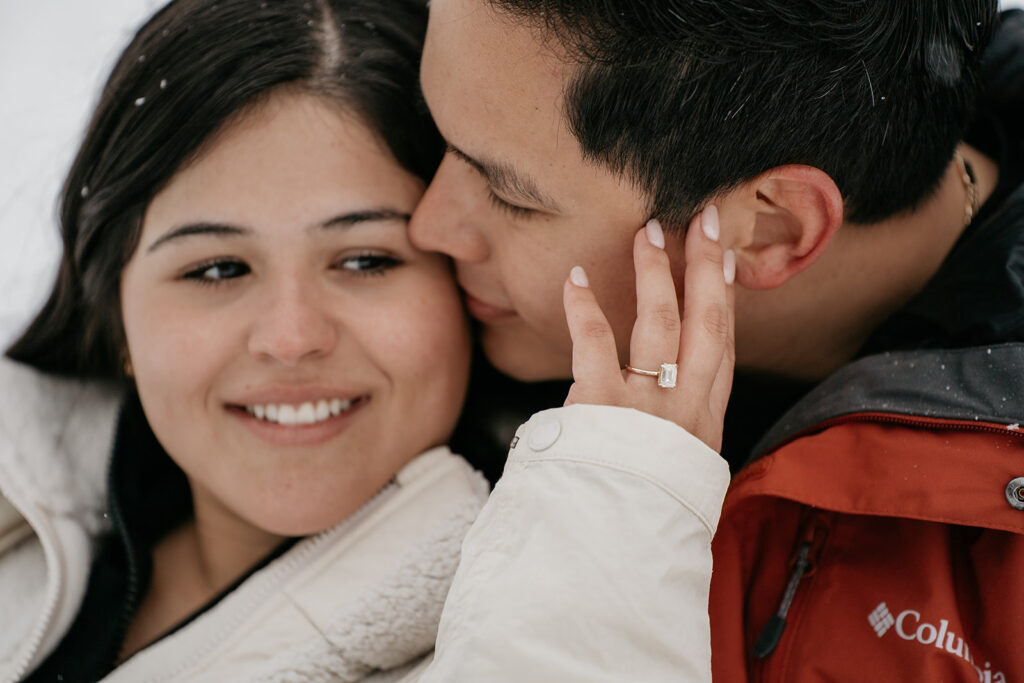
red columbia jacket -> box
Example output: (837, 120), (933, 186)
(711, 11), (1024, 680)
(710, 346), (1024, 682)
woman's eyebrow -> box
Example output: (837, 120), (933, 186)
(321, 208), (411, 229)
(146, 209), (412, 253)
(146, 222), (248, 253)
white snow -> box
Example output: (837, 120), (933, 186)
(0, 1), (163, 348)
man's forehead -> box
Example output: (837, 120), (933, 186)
(422, 0), (577, 188)
(425, 0), (568, 126)
(426, 0), (567, 71)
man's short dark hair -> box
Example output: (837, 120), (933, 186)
(488, 0), (998, 226)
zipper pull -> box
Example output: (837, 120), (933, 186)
(752, 541), (812, 659)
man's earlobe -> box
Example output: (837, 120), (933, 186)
(730, 165), (844, 290)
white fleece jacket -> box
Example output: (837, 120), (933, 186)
(0, 357), (730, 682)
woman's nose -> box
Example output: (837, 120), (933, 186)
(247, 280), (337, 365)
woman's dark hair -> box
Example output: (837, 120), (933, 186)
(489, 0), (998, 227)
(7, 0), (441, 378)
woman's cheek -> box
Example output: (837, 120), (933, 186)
(125, 295), (234, 426)
(384, 275), (471, 437)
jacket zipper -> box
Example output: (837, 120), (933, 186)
(107, 456), (143, 671)
(751, 543), (810, 659)
(752, 514), (828, 662)
(767, 412), (1024, 454)
(0, 480), (65, 683)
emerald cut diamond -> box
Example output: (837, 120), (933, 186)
(657, 363), (678, 388)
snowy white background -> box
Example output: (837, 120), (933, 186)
(2, 1), (1024, 347)
(0, 0), (165, 348)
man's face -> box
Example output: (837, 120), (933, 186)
(412, 0), (680, 381)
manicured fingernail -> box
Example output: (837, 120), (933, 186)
(723, 249), (736, 285)
(569, 265), (589, 287)
(645, 218), (665, 249)
(701, 205), (720, 242)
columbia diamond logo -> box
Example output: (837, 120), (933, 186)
(868, 602), (895, 637)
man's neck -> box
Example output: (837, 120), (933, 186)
(734, 143), (1000, 382)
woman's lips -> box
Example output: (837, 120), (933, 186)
(228, 396), (368, 447)
(463, 291), (517, 322)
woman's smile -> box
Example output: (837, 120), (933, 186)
(242, 397), (359, 425)
(229, 397), (368, 446)
(224, 388), (371, 447)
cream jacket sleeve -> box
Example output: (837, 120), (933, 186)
(420, 404), (730, 682)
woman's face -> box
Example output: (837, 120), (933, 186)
(120, 91), (470, 540)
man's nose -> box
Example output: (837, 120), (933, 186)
(410, 153), (490, 263)
(248, 280), (337, 365)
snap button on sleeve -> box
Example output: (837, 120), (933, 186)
(528, 419), (561, 451)
(1006, 477), (1024, 511)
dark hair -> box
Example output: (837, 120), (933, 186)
(7, 0), (441, 378)
(488, 0), (998, 227)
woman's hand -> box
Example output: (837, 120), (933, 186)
(562, 206), (736, 452)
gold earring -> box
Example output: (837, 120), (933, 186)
(121, 350), (134, 379)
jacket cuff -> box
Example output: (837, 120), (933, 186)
(507, 404), (730, 535)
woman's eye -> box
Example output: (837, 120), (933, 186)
(182, 260), (250, 283)
(487, 189), (536, 219)
(336, 253), (401, 275)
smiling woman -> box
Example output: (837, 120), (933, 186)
(0, 0), (480, 679)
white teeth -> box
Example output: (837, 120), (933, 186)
(244, 398), (356, 426)
(296, 402), (316, 425)
(278, 405), (297, 425)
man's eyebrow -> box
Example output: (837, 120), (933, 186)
(447, 145), (559, 211)
(146, 209), (411, 253)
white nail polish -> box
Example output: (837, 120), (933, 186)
(723, 250), (736, 285)
(569, 266), (589, 287)
(701, 205), (720, 242)
(645, 218), (665, 249)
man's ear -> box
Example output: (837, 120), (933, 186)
(722, 165), (843, 290)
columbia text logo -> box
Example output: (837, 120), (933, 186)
(867, 601), (1006, 682)
(868, 602), (895, 637)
